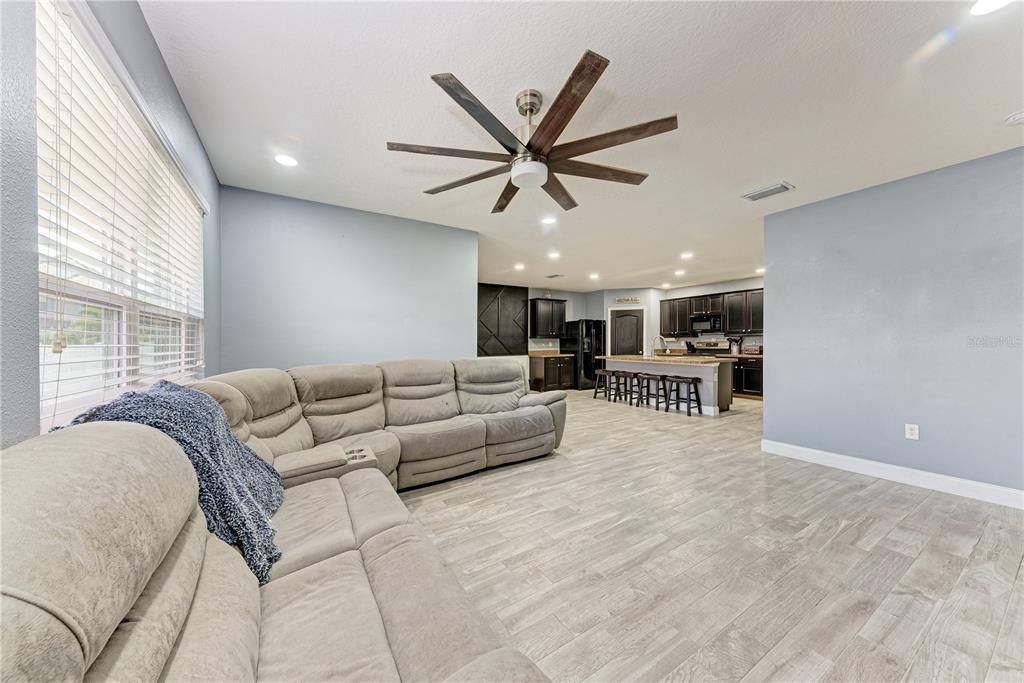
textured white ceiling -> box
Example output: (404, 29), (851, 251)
(141, 1), (1023, 292)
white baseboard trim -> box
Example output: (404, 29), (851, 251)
(760, 439), (1024, 510)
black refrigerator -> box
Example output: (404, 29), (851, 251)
(560, 319), (606, 390)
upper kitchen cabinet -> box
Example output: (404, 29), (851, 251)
(690, 294), (723, 315)
(747, 289), (764, 333)
(659, 299), (676, 337)
(529, 298), (566, 338)
(724, 289), (764, 335)
(723, 292), (747, 334)
(659, 298), (691, 337)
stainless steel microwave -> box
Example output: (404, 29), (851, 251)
(690, 314), (722, 332)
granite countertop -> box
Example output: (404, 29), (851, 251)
(529, 352), (574, 358)
(719, 354), (764, 359)
(598, 355), (730, 365)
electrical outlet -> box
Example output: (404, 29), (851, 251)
(905, 424), (919, 440)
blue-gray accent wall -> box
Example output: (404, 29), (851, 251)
(764, 148), (1024, 490)
(218, 186), (478, 370)
(0, 0), (40, 447)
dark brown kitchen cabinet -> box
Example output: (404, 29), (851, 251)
(659, 298), (691, 337)
(659, 299), (675, 337)
(690, 294), (723, 315)
(734, 357), (763, 396)
(529, 355), (575, 391)
(723, 289), (763, 335)
(747, 289), (763, 334)
(529, 298), (566, 338)
(723, 292), (747, 334)
(674, 298), (691, 336)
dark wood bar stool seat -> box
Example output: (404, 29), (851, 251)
(593, 368), (611, 400)
(610, 370), (636, 404)
(664, 376), (703, 416)
(635, 372), (668, 409)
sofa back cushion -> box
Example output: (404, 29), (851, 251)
(378, 359), (460, 426)
(452, 358), (527, 414)
(190, 378), (275, 465)
(288, 364), (385, 443)
(206, 368), (314, 457)
(0, 423), (202, 680)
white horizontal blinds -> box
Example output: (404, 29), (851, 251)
(37, 0), (205, 432)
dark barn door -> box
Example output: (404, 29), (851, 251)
(610, 309), (643, 355)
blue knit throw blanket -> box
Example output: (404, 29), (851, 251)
(62, 380), (283, 584)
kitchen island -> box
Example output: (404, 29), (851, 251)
(597, 355), (734, 416)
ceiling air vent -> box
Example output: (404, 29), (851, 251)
(742, 182), (794, 201)
(545, 274), (565, 279)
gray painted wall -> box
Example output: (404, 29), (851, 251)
(1, 1), (41, 447)
(219, 187), (478, 370)
(764, 148), (1024, 490)
(89, 0), (222, 374)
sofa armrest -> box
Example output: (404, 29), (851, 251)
(518, 390), (566, 408)
(273, 442), (382, 488)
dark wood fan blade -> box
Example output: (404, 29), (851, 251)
(542, 174), (578, 211)
(430, 74), (523, 153)
(549, 159), (647, 185)
(527, 50), (609, 156)
(424, 164), (509, 195)
(387, 142), (512, 163)
(548, 115), (678, 162)
(491, 180), (520, 213)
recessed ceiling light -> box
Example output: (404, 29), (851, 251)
(274, 153), (298, 167)
(970, 0), (1014, 15)
(680, 252), (694, 260)
(513, 263), (525, 271)
(541, 217), (557, 225)
(589, 273), (600, 280)
(674, 269), (686, 276)
(661, 282), (671, 289)
(1005, 110), (1024, 126)
(755, 267), (766, 274)
(548, 251), (561, 260)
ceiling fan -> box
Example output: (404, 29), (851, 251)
(386, 50), (678, 213)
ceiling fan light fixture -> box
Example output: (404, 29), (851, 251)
(510, 157), (548, 189)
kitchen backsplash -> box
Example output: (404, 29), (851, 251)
(528, 338), (560, 352)
(662, 334), (764, 352)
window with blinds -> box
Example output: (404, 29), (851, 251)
(36, 0), (205, 431)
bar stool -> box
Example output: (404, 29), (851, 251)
(611, 370), (635, 404)
(635, 372), (668, 409)
(593, 368), (611, 401)
(664, 376), (703, 416)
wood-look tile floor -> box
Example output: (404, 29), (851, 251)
(400, 392), (1024, 682)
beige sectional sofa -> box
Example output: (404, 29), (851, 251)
(1, 421), (549, 681)
(197, 357), (567, 490)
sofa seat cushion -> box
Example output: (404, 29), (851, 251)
(271, 469), (409, 581)
(259, 551), (401, 682)
(360, 524), (506, 682)
(476, 405), (555, 445)
(333, 429), (400, 479)
(160, 537), (261, 681)
(386, 416), (485, 462)
(270, 478), (354, 580)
